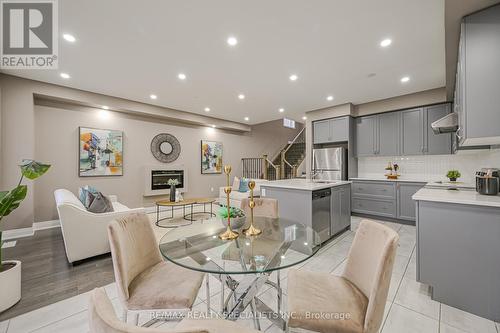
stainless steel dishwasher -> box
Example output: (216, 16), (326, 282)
(312, 188), (331, 243)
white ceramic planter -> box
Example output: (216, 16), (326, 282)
(0, 260), (21, 313)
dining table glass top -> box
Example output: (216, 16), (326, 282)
(159, 216), (321, 275)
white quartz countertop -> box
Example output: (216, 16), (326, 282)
(350, 177), (431, 183)
(412, 188), (500, 208)
(261, 179), (351, 191)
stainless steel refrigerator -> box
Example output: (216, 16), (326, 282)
(312, 147), (346, 181)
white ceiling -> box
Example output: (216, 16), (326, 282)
(2, 0), (446, 124)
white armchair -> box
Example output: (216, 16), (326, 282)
(54, 189), (145, 263)
(218, 178), (268, 208)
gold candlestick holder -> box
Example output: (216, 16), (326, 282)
(243, 180), (262, 236)
(219, 165), (239, 240)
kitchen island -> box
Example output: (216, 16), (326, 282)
(261, 179), (351, 243)
(413, 187), (500, 322)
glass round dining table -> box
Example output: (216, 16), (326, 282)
(159, 216), (321, 330)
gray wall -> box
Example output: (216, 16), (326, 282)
(0, 74), (301, 229)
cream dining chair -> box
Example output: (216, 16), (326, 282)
(107, 213), (206, 325)
(88, 287), (260, 333)
(287, 219), (399, 333)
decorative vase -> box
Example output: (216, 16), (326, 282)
(220, 216), (247, 230)
(169, 185), (176, 202)
(449, 177), (457, 182)
(0, 261), (21, 313)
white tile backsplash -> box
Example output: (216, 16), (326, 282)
(357, 148), (500, 183)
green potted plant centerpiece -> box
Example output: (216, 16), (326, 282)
(446, 170), (461, 182)
(0, 160), (50, 313)
(218, 205), (246, 230)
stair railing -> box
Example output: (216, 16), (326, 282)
(241, 155), (281, 180)
(280, 127), (306, 178)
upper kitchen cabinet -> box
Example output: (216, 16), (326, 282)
(354, 115), (376, 156)
(401, 108), (424, 155)
(313, 116), (349, 144)
(378, 112), (400, 156)
(456, 5), (500, 146)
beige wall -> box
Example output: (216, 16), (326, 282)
(0, 75), (300, 229)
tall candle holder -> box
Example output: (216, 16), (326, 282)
(243, 180), (262, 236)
(219, 165), (239, 240)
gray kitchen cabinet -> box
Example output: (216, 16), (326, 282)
(331, 185), (351, 235)
(401, 108), (424, 155)
(354, 116), (376, 156)
(313, 117), (349, 144)
(425, 104), (452, 155)
(378, 112), (400, 156)
(456, 5), (500, 146)
(352, 197), (396, 218)
(396, 182), (425, 221)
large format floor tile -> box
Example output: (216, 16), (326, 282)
(394, 277), (440, 320)
(440, 304), (497, 333)
(381, 303), (439, 333)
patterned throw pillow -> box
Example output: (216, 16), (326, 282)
(87, 192), (114, 213)
(238, 178), (249, 192)
(78, 186), (98, 209)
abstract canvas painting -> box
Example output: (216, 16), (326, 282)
(201, 140), (222, 174)
(79, 127), (123, 176)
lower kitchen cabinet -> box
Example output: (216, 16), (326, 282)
(331, 185), (351, 235)
(351, 180), (425, 222)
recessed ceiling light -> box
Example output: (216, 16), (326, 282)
(227, 36), (238, 46)
(244, 117), (249, 121)
(102, 105), (109, 110)
(150, 94), (157, 100)
(289, 74), (298, 81)
(204, 107), (210, 112)
(380, 38), (392, 47)
(60, 72), (70, 79)
(400, 76), (410, 83)
(302, 116), (307, 120)
(178, 73), (186, 80)
(238, 94), (245, 100)
(63, 33), (76, 42)
(279, 108), (285, 113)
(211, 124), (216, 128)
(327, 95), (334, 101)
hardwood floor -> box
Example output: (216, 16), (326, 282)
(0, 227), (114, 321)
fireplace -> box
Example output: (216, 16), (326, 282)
(144, 166), (187, 196)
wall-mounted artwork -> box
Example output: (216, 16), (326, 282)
(201, 140), (222, 174)
(79, 127), (123, 177)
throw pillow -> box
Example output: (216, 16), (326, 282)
(238, 178), (249, 192)
(87, 192), (114, 213)
(78, 185), (98, 208)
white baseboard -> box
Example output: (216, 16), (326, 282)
(2, 220), (61, 241)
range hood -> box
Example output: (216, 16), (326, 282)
(431, 112), (458, 134)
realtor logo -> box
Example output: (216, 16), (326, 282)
(1, 0), (58, 69)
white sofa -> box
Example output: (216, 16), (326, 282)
(218, 178), (268, 208)
(54, 189), (145, 263)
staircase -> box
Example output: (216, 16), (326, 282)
(241, 128), (306, 180)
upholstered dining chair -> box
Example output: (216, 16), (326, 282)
(241, 198), (279, 219)
(89, 288), (260, 333)
(287, 219), (399, 333)
(107, 213), (206, 325)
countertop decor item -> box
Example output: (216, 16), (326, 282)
(1, 159), (50, 313)
(218, 205), (246, 229)
(384, 161), (400, 179)
(219, 165), (239, 240)
(150, 133), (181, 163)
(243, 180), (262, 236)
(446, 170), (461, 182)
(167, 179), (179, 202)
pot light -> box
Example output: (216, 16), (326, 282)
(380, 38), (392, 47)
(244, 117), (250, 121)
(238, 94), (245, 100)
(302, 116), (307, 120)
(289, 74), (298, 81)
(326, 95), (334, 101)
(102, 105), (109, 110)
(63, 33), (76, 42)
(150, 94), (157, 100)
(400, 76), (410, 83)
(227, 36), (238, 46)
(178, 73), (186, 80)
(279, 108), (285, 113)
(204, 107), (210, 112)
(60, 72), (70, 79)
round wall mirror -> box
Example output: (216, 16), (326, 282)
(151, 133), (181, 163)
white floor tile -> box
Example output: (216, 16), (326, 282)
(394, 277), (440, 320)
(30, 310), (88, 333)
(440, 304), (497, 333)
(387, 273), (403, 302)
(440, 322), (469, 333)
(0, 321), (9, 333)
(392, 254), (411, 276)
(381, 303), (438, 333)
(404, 256), (417, 281)
(7, 291), (91, 333)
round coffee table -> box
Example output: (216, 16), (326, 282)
(155, 198), (217, 228)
